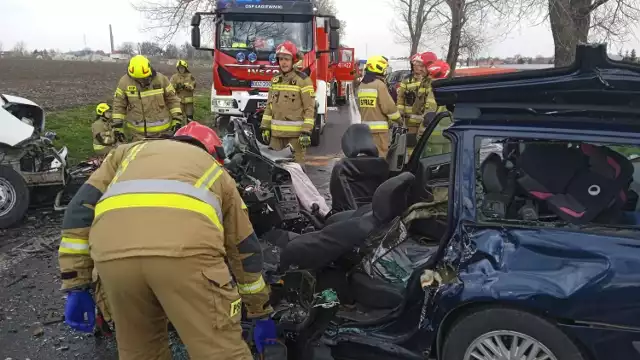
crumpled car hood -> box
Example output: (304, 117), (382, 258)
(0, 94), (39, 147)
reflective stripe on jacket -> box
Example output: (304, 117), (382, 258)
(357, 78), (401, 133)
(397, 76), (437, 133)
(261, 70), (315, 138)
(57, 139), (270, 315)
(112, 73), (182, 136)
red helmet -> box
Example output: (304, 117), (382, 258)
(422, 52), (437, 64)
(174, 121), (224, 162)
(275, 41), (298, 62)
(428, 60), (450, 79)
(411, 51), (437, 67)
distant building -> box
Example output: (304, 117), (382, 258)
(110, 51), (130, 60)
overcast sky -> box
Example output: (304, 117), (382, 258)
(1, 0), (639, 58)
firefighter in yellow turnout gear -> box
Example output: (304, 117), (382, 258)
(357, 55), (402, 158)
(91, 103), (125, 156)
(58, 122), (271, 360)
(170, 59), (197, 123)
(397, 52), (438, 157)
(260, 41), (315, 164)
(112, 55), (183, 141)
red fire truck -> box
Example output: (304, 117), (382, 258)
(191, 0), (356, 146)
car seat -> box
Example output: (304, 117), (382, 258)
(329, 124), (390, 212)
(480, 152), (516, 219)
(280, 172), (415, 272)
(517, 143), (634, 225)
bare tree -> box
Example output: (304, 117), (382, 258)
(546, 0), (640, 66)
(118, 42), (136, 55)
(165, 44), (179, 59)
(422, 0), (536, 76)
(391, 0), (445, 56)
(12, 41), (27, 56)
(139, 41), (163, 56)
(180, 42), (196, 60)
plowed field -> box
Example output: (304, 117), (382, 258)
(0, 58), (212, 110)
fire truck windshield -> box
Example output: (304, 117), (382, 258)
(217, 15), (313, 55)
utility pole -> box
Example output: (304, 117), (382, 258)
(109, 24), (115, 54)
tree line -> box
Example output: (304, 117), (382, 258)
(391, 0), (640, 73)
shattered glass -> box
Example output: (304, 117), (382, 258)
(360, 189), (449, 284)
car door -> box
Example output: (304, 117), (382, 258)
(405, 111), (453, 202)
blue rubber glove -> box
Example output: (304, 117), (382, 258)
(64, 290), (96, 333)
(253, 318), (278, 354)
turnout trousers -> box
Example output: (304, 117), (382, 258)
(95, 255), (252, 360)
(270, 136), (306, 164)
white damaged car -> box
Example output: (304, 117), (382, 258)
(0, 94), (69, 228)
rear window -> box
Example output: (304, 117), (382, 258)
(475, 137), (640, 233)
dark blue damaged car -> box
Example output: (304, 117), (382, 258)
(258, 43), (640, 360)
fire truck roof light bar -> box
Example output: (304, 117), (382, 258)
(215, 0), (315, 15)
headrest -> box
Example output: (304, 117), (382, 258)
(372, 172), (415, 223)
(480, 153), (508, 193)
(341, 124), (379, 157)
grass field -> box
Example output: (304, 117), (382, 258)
(46, 93), (212, 164)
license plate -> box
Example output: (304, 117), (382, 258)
(251, 81), (271, 88)
(257, 100), (267, 109)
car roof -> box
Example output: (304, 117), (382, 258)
(433, 44), (640, 131)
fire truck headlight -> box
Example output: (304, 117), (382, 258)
(215, 99), (235, 108)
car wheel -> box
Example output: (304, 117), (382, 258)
(0, 166), (30, 229)
(442, 308), (585, 360)
(311, 114), (322, 147)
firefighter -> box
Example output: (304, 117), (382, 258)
(419, 60), (453, 157)
(357, 55), (402, 158)
(170, 59), (197, 123)
(112, 55), (183, 141)
(91, 103), (124, 156)
(396, 52), (438, 157)
(58, 122), (272, 360)
(260, 40), (315, 164)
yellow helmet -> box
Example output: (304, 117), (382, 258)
(96, 103), (111, 116)
(176, 59), (188, 69)
(365, 55), (389, 75)
(128, 55), (152, 79)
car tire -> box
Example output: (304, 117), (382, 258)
(0, 165), (30, 229)
(311, 114), (321, 147)
(442, 308), (585, 360)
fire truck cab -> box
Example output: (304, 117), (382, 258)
(191, 0), (350, 146)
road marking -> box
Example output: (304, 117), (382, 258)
(327, 106), (339, 111)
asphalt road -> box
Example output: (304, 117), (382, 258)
(0, 99), (357, 360)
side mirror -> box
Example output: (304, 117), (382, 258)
(191, 26), (201, 49)
(329, 30), (339, 50)
(329, 17), (340, 29)
(324, 19), (330, 34)
(191, 13), (201, 26)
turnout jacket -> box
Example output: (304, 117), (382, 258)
(396, 75), (438, 133)
(170, 72), (196, 104)
(58, 139), (271, 317)
(112, 72), (183, 136)
(260, 70), (316, 138)
(357, 76), (401, 133)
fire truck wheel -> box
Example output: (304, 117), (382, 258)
(0, 165), (30, 229)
